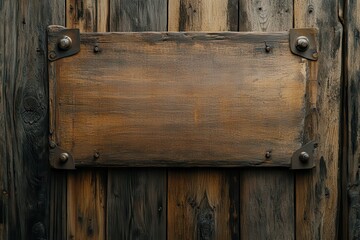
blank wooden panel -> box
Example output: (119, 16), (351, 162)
(50, 32), (307, 167)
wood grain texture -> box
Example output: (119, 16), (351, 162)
(109, 0), (167, 32)
(239, 1), (295, 239)
(295, 0), (342, 239)
(66, 0), (109, 32)
(107, 1), (167, 239)
(240, 169), (295, 239)
(168, 0), (238, 31)
(168, 169), (239, 240)
(107, 169), (166, 240)
(50, 32), (307, 167)
(344, 1), (359, 239)
(67, 170), (106, 240)
(167, 1), (240, 239)
(65, 2), (108, 239)
(0, 0), (64, 239)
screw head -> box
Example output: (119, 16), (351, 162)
(58, 35), (72, 50)
(299, 151), (310, 163)
(49, 51), (57, 60)
(59, 152), (69, 163)
(49, 141), (57, 149)
(295, 36), (309, 52)
(265, 151), (271, 159)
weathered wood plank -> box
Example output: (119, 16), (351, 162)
(168, 0), (238, 31)
(107, 1), (167, 239)
(66, 0), (109, 239)
(109, 0), (167, 32)
(67, 170), (106, 240)
(238, 0), (295, 239)
(168, 169), (239, 240)
(65, 1), (108, 240)
(167, 1), (240, 239)
(50, 31), (308, 167)
(343, 1), (359, 239)
(240, 169), (295, 239)
(0, 0), (64, 239)
(294, 0), (342, 239)
(0, 1), (8, 238)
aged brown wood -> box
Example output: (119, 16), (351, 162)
(0, 0), (64, 239)
(168, 169), (239, 240)
(294, 0), (342, 239)
(344, 1), (360, 239)
(238, 1), (296, 239)
(49, 31), (309, 167)
(107, 1), (167, 239)
(166, 1), (240, 239)
(65, 2), (108, 239)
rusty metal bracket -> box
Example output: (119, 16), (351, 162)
(47, 25), (80, 61)
(291, 141), (317, 170)
(49, 144), (76, 170)
(289, 28), (318, 61)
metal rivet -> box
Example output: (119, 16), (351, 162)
(312, 52), (319, 59)
(265, 46), (271, 53)
(94, 151), (100, 159)
(59, 152), (69, 163)
(58, 35), (72, 50)
(295, 36), (309, 52)
(49, 51), (57, 60)
(94, 46), (100, 53)
(299, 151), (310, 163)
(265, 151), (271, 159)
(49, 141), (57, 149)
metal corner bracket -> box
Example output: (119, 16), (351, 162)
(49, 144), (76, 170)
(47, 25), (80, 61)
(289, 28), (319, 61)
(291, 141), (317, 170)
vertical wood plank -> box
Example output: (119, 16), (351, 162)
(107, 1), (167, 239)
(294, 0), (342, 239)
(168, 169), (239, 240)
(66, 1), (108, 239)
(167, 1), (240, 239)
(0, 0), (64, 239)
(238, 1), (295, 239)
(0, 1), (8, 238)
(345, 2), (360, 239)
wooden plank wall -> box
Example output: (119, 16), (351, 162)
(238, 2), (295, 239)
(0, 0), (344, 239)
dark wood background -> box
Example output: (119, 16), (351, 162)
(0, 0), (345, 239)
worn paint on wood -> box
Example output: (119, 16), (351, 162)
(238, 0), (295, 239)
(107, 1), (167, 239)
(295, 0), (342, 239)
(49, 31), (308, 167)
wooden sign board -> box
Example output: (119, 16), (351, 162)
(48, 27), (318, 169)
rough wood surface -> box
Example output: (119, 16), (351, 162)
(65, 2), (108, 239)
(238, 1), (295, 239)
(240, 169), (295, 239)
(344, 1), (360, 239)
(110, 0), (167, 32)
(167, 1), (240, 239)
(50, 32), (308, 167)
(0, 0), (64, 239)
(66, 0), (109, 32)
(107, 1), (167, 239)
(168, 169), (239, 240)
(294, 0), (342, 239)
(168, 0), (238, 31)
